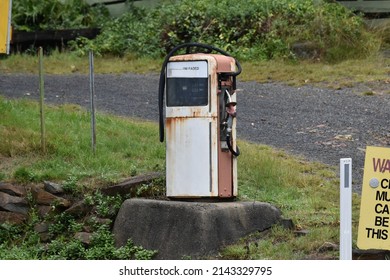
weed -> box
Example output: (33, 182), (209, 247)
(85, 191), (123, 219)
(13, 167), (38, 183)
(45, 238), (86, 260)
(135, 178), (166, 198)
(48, 212), (77, 238)
(62, 175), (84, 196)
(93, 225), (156, 259)
(0, 223), (23, 245)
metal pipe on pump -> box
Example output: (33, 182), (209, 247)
(158, 43), (242, 199)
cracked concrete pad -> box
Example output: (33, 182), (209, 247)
(113, 198), (281, 259)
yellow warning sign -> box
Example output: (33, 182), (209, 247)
(357, 146), (390, 250)
(0, 0), (12, 54)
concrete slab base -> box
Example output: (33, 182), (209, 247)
(113, 198), (282, 259)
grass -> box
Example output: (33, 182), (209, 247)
(0, 96), (361, 259)
(226, 142), (361, 259)
(241, 56), (390, 89)
(0, 52), (162, 75)
(0, 98), (165, 187)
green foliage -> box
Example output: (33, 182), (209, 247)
(43, 237), (83, 259)
(83, 225), (157, 260)
(70, 7), (162, 57)
(0, 223), (23, 245)
(85, 191), (123, 218)
(135, 178), (166, 198)
(48, 212), (79, 238)
(0, 243), (43, 259)
(62, 175), (82, 195)
(0, 201), (156, 260)
(12, 0), (110, 31)
(72, 0), (379, 62)
(14, 167), (40, 183)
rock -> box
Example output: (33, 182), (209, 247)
(318, 242), (338, 252)
(0, 192), (29, 214)
(39, 232), (51, 242)
(30, 186), (71, 208)
(334, 134), (353, 141)
(37, 205), (53, 218)
(43, 181), (64, 195)
(34, 222), (51, 242)
(64, 200), (92, 217)
(278, 218), (294, 229)
(294, 229), (310, 236)
(34, 222), (49, 233)
(0, 182), (26, 197)
(75, 232), (92, 245)
(101, 172), (163, 196)
(0, 211), (27, 225)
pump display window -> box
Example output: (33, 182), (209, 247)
(166, 77), (208, 107)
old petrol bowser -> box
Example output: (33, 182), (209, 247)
(158, 43), (241, 198)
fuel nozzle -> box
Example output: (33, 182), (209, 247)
(225, 89), (237, 117)
(224, 89), (240, 157)
(226, 114), (233, 135)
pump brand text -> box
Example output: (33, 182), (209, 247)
(182, 67), (200, 70)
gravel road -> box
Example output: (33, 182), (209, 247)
(1, 73), (390, 193)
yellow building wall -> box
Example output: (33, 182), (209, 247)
(0, 0), (12, 54)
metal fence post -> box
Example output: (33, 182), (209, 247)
(89, 50), (96, 154)
(39, 47), (46, 154)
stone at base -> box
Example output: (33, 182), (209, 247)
(113, 198), (281, 260)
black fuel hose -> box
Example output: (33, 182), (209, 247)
(226, 115), (240, 157)
(158, 42), (242, 142)
(226, 134), (240, 157)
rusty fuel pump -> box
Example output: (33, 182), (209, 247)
(158, 43), (241, 199)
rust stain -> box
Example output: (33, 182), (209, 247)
(170, 53), (235, 74)
(209, 54), (235, 73)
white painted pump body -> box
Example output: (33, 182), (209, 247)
(165, 53), (238, 198)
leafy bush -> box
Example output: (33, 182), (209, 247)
(73, 0), (379, 61)
(1, 209), (156, 260)
(12, 0), (110, 31)
(45, 224), (156, 260)
(84, 225), (157, 260)
(70, 6), (162, 57)
(84, 191), (123, 218)
(0, 223), (23, 245)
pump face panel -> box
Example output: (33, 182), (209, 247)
(165, 54), (237, 198)
(167, 61), (208, 107)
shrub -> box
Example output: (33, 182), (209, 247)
(12, 0), (110, 31)
(73, 0), (379, 62)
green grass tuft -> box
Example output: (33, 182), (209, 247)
(0, 96), (165, 187)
